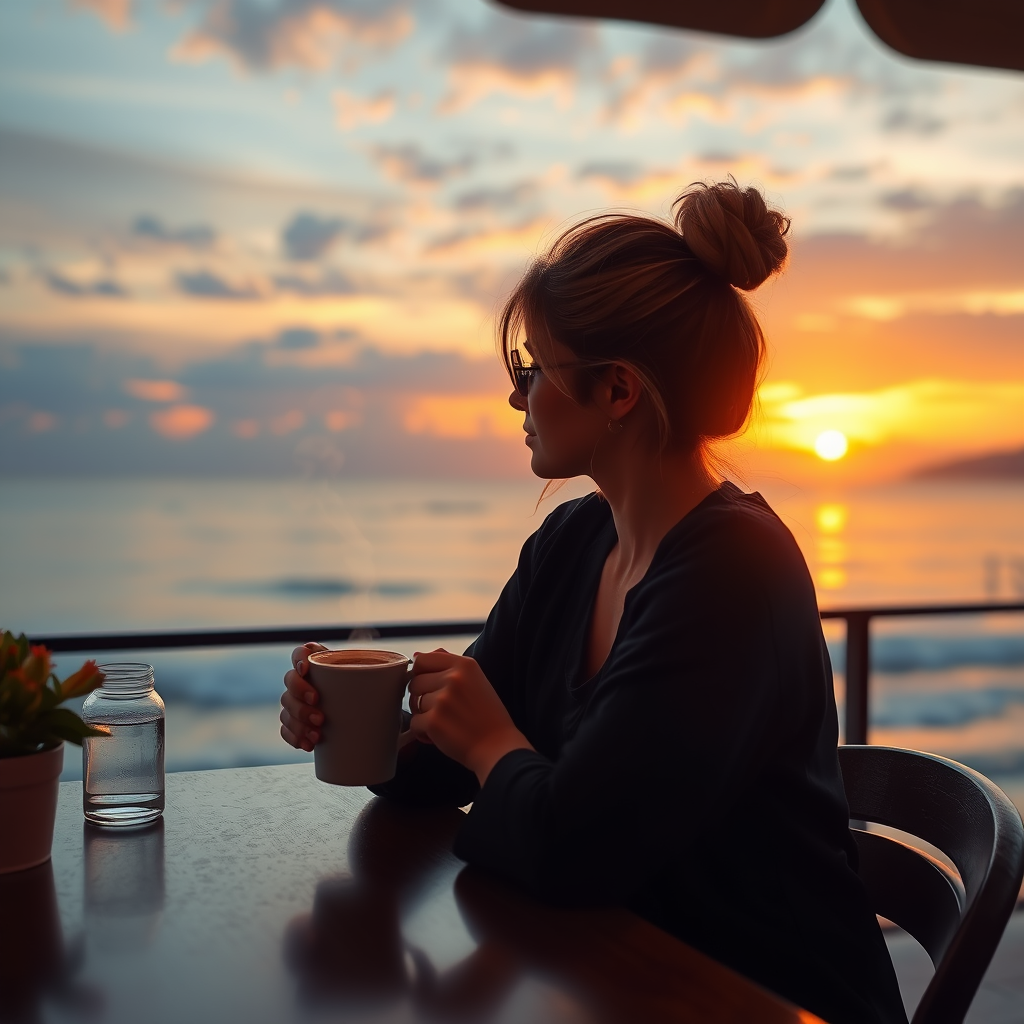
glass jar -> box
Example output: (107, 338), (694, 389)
(82, 663), (165, 827)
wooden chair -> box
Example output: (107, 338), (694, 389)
(838, 745), (1024, 1024)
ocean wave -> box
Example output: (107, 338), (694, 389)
(827, 633), (1024, 673)
(870, 687), (1024, 728)
(423, 500), (487, 516)
(182, 577), (431, 600)
(148, 649), (325, 706)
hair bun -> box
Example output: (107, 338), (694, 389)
(673, 179), (790, 290)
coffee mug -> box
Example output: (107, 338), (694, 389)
(306, 650), (413, 786)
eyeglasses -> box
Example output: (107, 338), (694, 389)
(509, 349), (540, 398)
(509, 348), (611, 398)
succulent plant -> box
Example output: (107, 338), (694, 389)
(0, 630), (108, 758)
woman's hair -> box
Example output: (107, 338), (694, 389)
(499, 179), (790, 452)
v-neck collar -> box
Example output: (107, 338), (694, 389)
(565, 482), (741, 697)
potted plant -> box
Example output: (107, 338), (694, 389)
(0, 631), (107, 873)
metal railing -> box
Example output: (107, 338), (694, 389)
(33, 600), (1024, 746)
(820, 601), (1024, 744)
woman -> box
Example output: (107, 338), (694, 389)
(281, 180), (908, 1024)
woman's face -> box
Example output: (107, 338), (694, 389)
(508, 329), (608, 480)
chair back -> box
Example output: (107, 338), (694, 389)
(838, 745), (1024, 1024)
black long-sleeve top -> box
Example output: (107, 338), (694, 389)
(372, 483), (907, 1024)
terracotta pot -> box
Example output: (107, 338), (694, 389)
(0, 743), (64, 874)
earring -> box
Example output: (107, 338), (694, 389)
(607, 419), (624, 434)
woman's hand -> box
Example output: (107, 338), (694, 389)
(280, 642), (327, 751)
(408, 650), (533, 785)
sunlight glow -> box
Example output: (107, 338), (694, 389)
(816, 504), (848, 533)
(757, 380), (1024, 456)
(814, 430), (848, 461)
(817, 567), (848, 590)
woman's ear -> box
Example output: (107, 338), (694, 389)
(604, 362), (645, 420)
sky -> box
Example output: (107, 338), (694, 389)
(1, 0), (1022, 482)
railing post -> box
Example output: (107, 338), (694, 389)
(844, 613), (871, 745)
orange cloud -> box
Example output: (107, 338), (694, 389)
(425, 218), (551, 259)
(403, 394), (520, 440)
(842, 289), (1024, 321)
(324, 409), (361, 432)
(755, 379), (1024, 454)
(71, 0), (131, 32)
(437, 18), (596, 115)
(150, 405), (214, 439)
(270, 410), (305, 435)
(124, 379), (186, 403)
(27, 412), (57, 433)
(172, 2), (412, 73)
(333, 89), (395, 130)
(440, 67), (576, 115)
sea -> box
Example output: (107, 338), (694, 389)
(2, 476), (1023, 810)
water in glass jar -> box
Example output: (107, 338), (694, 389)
(84, 719), (165, 826)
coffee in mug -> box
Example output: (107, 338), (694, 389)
(306, 650), (412, 786)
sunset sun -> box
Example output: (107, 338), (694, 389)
(814, 430), (849, 461)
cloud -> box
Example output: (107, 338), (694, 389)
(42, 270), (127, 297)
(794, 191), (1024, 299)
(882, 108), (946, 136)
(171, 0), (413, 73)
(576, 160), (646, 188)
(439, 13), (599, 112)
(0, 341), (530, 478)
(843, 289), (1024, 320)
(594, 4), (920, 133)
(829, 165), (875, 181)
(368, 143), (476, 185)
(451, 180), (538, 213)
(149, 404), (215, 439)
(279, 211), (389, 260)
(281, 212), (345, 260)
(271, 269), (357, 295)
(880, 188), (934, 212)
(124, 379), (187, 402)
(632, 35), (702, 79)
(424, 217), (547, 258)
(175, 269), (262, 299)
(332, 89), (395, 130)
(133, 214), (216, 249)
(275, 327), (320, 350)
(403, 394), (520, 440)
(71, 0), (132, 32)
(324, 408), (360, 431)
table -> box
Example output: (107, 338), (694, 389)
(0, 765), (823, 1024)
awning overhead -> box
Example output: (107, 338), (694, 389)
(495, 0), (1024, 73)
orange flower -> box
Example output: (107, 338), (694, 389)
(20, 646), (52, 688)
(1, 640), (22, 672)
(60, 661), (105, 700)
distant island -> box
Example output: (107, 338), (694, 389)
(911, 446), (1024, 481)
